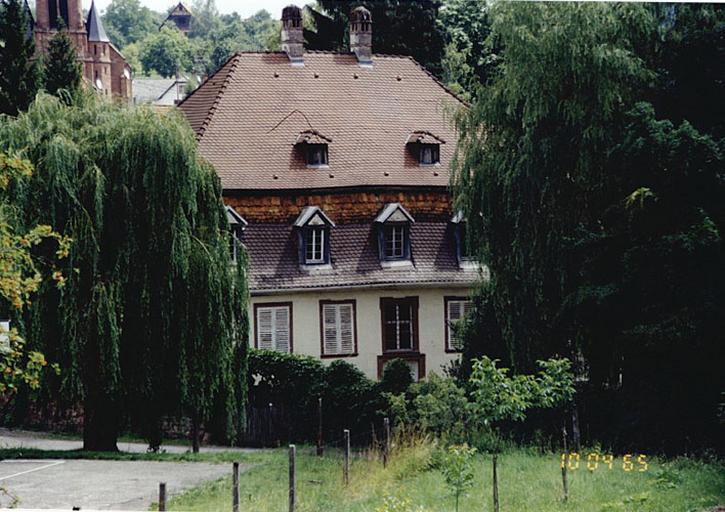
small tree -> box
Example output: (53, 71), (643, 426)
(0, 0), (40, 115)
(441, 444), (477, 512)
(43, 22), (83, 99)
(469, 356), (575, 428)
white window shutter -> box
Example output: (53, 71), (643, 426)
(257, 309), (274, 350)
(323, 304), (339, 354)
(339, 304), (354, 354)
(274, 307), (290, 352)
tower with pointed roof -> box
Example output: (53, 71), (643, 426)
(32, 0), (132, 100)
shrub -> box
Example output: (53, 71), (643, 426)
(380, 358), (414, 395)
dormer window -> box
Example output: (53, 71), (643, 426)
(306, 144), (328, 166)
(305, 226), (325, 263)
(406, 131), (445, 167)
(294, 206), (335, 266)
(225, 206), (247, 263)
(419, 144), (439, 165)
(295, 130), (332, 168)
(451, 211), (476, 266)
(375, 203), (415, 263)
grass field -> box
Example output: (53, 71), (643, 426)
(159, 443), (725, 512)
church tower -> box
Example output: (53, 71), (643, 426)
(33, 0), (132, 100)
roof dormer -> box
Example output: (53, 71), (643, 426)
(225, 205), (247, 263)
(375, 203), (415, 264)
(295, 130), (332, 168)
(294, 206), (335, 266)
(407, 131), (445, 166)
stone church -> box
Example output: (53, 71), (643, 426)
(31, 0), (132, 100)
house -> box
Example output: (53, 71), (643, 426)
(179, 5), (485, 380)
(161, 2), (193, 35)
(31, 0), (132, 100)
(133, 76), (188, 108)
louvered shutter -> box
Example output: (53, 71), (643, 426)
(257, 306), (291, 353)
(322, 303), (355, 355)
(323, 303), (339, 354)
(447, 300), (472, 351)
(339, 303), (354, 354)
(274, 307), (290, 352)
(257, 308), (274, 350)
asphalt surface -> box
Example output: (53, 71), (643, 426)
(0, 429), (255, 510)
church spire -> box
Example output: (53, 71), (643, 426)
(86, 1), (109, 42)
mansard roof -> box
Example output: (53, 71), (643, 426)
(86, 1), (109, 42)
(244, 221), (481, 292)
(179, 52), (465, 191)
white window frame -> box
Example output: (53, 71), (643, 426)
(305, 227), (325, 264)
(446, 298), (474, 352)
(320, 301), (356, 357)
(384, 225), (405, 259)
(255, 304), (292, 353)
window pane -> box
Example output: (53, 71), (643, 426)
(305, 228), (325, 263)
(399, 322), (412, 349)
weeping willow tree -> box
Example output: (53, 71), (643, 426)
(0, 92), (248, 451)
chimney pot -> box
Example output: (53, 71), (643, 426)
(281, 5), (304, 65)
(349, 6), (372, 66)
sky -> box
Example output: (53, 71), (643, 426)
(91, 0), (296, 18)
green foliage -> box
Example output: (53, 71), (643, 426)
(0, 93), (248, 450)
(409, 373), (472, 441)
(0, 152), (67, 394)
(42, 25), (83, 100)
(307, 1), (446, 76)
(102, 0), (162, 48)
(379, 358), (413, 395)
(440, 444), (476, 512)
(453, 1), (724, 452)
(0, 0), (40, 116)
(468, 357), (574, 425)
(247, 350), (385, 444)
(140, 26), (193, 77)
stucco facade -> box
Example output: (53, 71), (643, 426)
(250, 286), (473, 380)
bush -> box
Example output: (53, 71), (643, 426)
(247, 350), (383, 445)
(380, 358), (414, 395)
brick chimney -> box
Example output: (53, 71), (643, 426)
(281, 5), (304, 66)
(349, 6), (372, 66)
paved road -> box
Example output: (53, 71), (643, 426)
(0, 427), (255, 454)
(0, 429), (256, 510)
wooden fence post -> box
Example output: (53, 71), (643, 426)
(289, 444), (296, 512)
(383, 417), (390, 468)
(561, 427), (569, 502)
(317, 397), (323, 457)
(232, 461), (240, 512)
(343, 429), (350, 486)
(158, 482), (166, 512)
(492, 455), (500, 512)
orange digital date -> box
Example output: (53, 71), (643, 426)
(560, 453), (648, 472)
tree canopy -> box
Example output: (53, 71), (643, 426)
(454, 2), (724, 453)
(0, 0), (40, 116)
(43, 24), (83, 98)
(0, 93), (249, 450)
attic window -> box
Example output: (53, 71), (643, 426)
(419, 144), (439, 165)
(306, 144), (328, 166)
(295, 130), (332, 167)
(375, 203), (415, 263)
(451, 211), (476, 266)
(406, 131), (445, 166)
(294, 206), (335, 266)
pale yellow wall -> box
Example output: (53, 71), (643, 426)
(249, 286), (472, 379)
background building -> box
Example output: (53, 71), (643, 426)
(32, 0), (132, 99)
(180, 5), (485, 379)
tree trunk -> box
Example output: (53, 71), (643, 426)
(571, 401), (581, 453)
(83, 397), (119, 451)
(191, 412), (200, 454)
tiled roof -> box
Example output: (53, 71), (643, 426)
(243, 221), (482, 293)
(178, 52), (464, 191)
